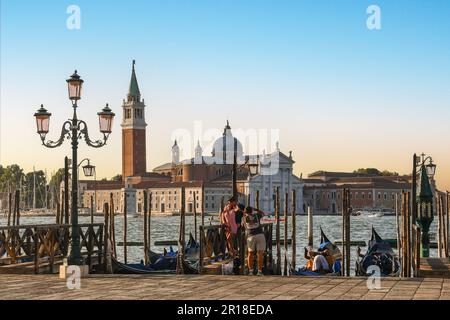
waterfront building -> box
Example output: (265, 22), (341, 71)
(302, 171), (413, 214)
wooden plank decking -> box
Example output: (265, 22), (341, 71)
(420, 258), (450, 278)
(1, 274), (450, 300)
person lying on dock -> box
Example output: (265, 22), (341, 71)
(242, 206), (267, 276)
(221, 196), (239, 257)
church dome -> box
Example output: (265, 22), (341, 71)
(211, 121), (243, 164)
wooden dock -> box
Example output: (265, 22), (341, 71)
(420, 258), (450, 278)
(1, 274), (450, 300)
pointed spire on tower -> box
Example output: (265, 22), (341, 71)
(172, 139), (180, 164)
(223, 120), (231, 135)
(128, 59), (141, 102)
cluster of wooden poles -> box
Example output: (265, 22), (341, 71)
(394, 190), (450, 278)
(4, 190), (21, 227)
(396, 191), (418, 277)
(436, 191), (450, 259)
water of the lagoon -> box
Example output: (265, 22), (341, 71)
(0, 214), (439, 275)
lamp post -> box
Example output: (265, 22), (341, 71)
(33, 70), (115, 266)
(231, 147), (259, 204)
(76, 158), (96, 208)
(412, 153), (437, 258)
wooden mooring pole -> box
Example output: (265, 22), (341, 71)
(341, 188), (351, 277)
(177, 187), (186, 274)
(148, 192), (152, 258)
(446, 191), (450, 258)
(401, 191), (412, 277)
(143, 190), (149, 265)
(64, 156), (69, 224)
(441, 194), (448, 258)
(275, 187), (281, 275)
(395, 193), (402, 269)
(193, 191), (197, 242)
(256, 190), (260, 211)
(56, 200), (61, 225)
(90, 195), (94, 224)
(341, 190), (346, 277)
(437, 195), (442, 258)
(110, 193), (116, 258)
(438, 194), (447, 258)
(283, 192), (288, 276)
(103, 202), (109, 271)
(123, 195), (128, 264)
(291, 189), (296, 271)
(307, 205), (313, 247)
(61, 191), (65, 225)
(12, 190), (17, 226)
(201, 184), (205, 227)
(406, 192), (411, 277)
(7, 192), (12, 227)
(16, 190), (20, 226)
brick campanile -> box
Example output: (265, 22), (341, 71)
(121, 60), (147, 180)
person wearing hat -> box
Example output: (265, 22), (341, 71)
(242, 206), (266, 276)
(221, 196), (239, 257)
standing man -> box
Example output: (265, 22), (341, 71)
(243, 206), (266, 276)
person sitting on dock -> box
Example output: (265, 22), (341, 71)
(242, 206), (266, 276)
(304, 247), (333, 273)
(221, 197), (239, 257)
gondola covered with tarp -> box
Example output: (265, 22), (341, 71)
(355, 227), (399, 277)
(112, 233), (199, 274)
(293, 228), (342, 276)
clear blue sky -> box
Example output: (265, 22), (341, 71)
(1, 0), (449, 189)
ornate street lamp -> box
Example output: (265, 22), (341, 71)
(412, 153), (437, 258)
(34, 105), (51, 138)
(248, 162), (258, 175)
(34, 70), (115, 266)
(82, 163), (96, 177)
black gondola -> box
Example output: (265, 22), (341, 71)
(111, 255), (198, 274)
(112, 233), (200, 274)
(355, 227), (400, 277)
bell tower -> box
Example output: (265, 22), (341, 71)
(121, 60), (147, 180)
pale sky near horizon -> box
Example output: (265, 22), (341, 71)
(1, 0), (449, 190)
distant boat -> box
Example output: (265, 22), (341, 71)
(127, 212), (140, 218)
(367, 210), (384, 218)
(366, 208), (395, 218)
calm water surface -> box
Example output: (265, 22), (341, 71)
(0, 214), (438, 275)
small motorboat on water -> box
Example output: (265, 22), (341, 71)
(293, 228), (342, 276)
(365, 208), (394, 218)
(367, 211), (384, 218)
(355, 227), (399, 277)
